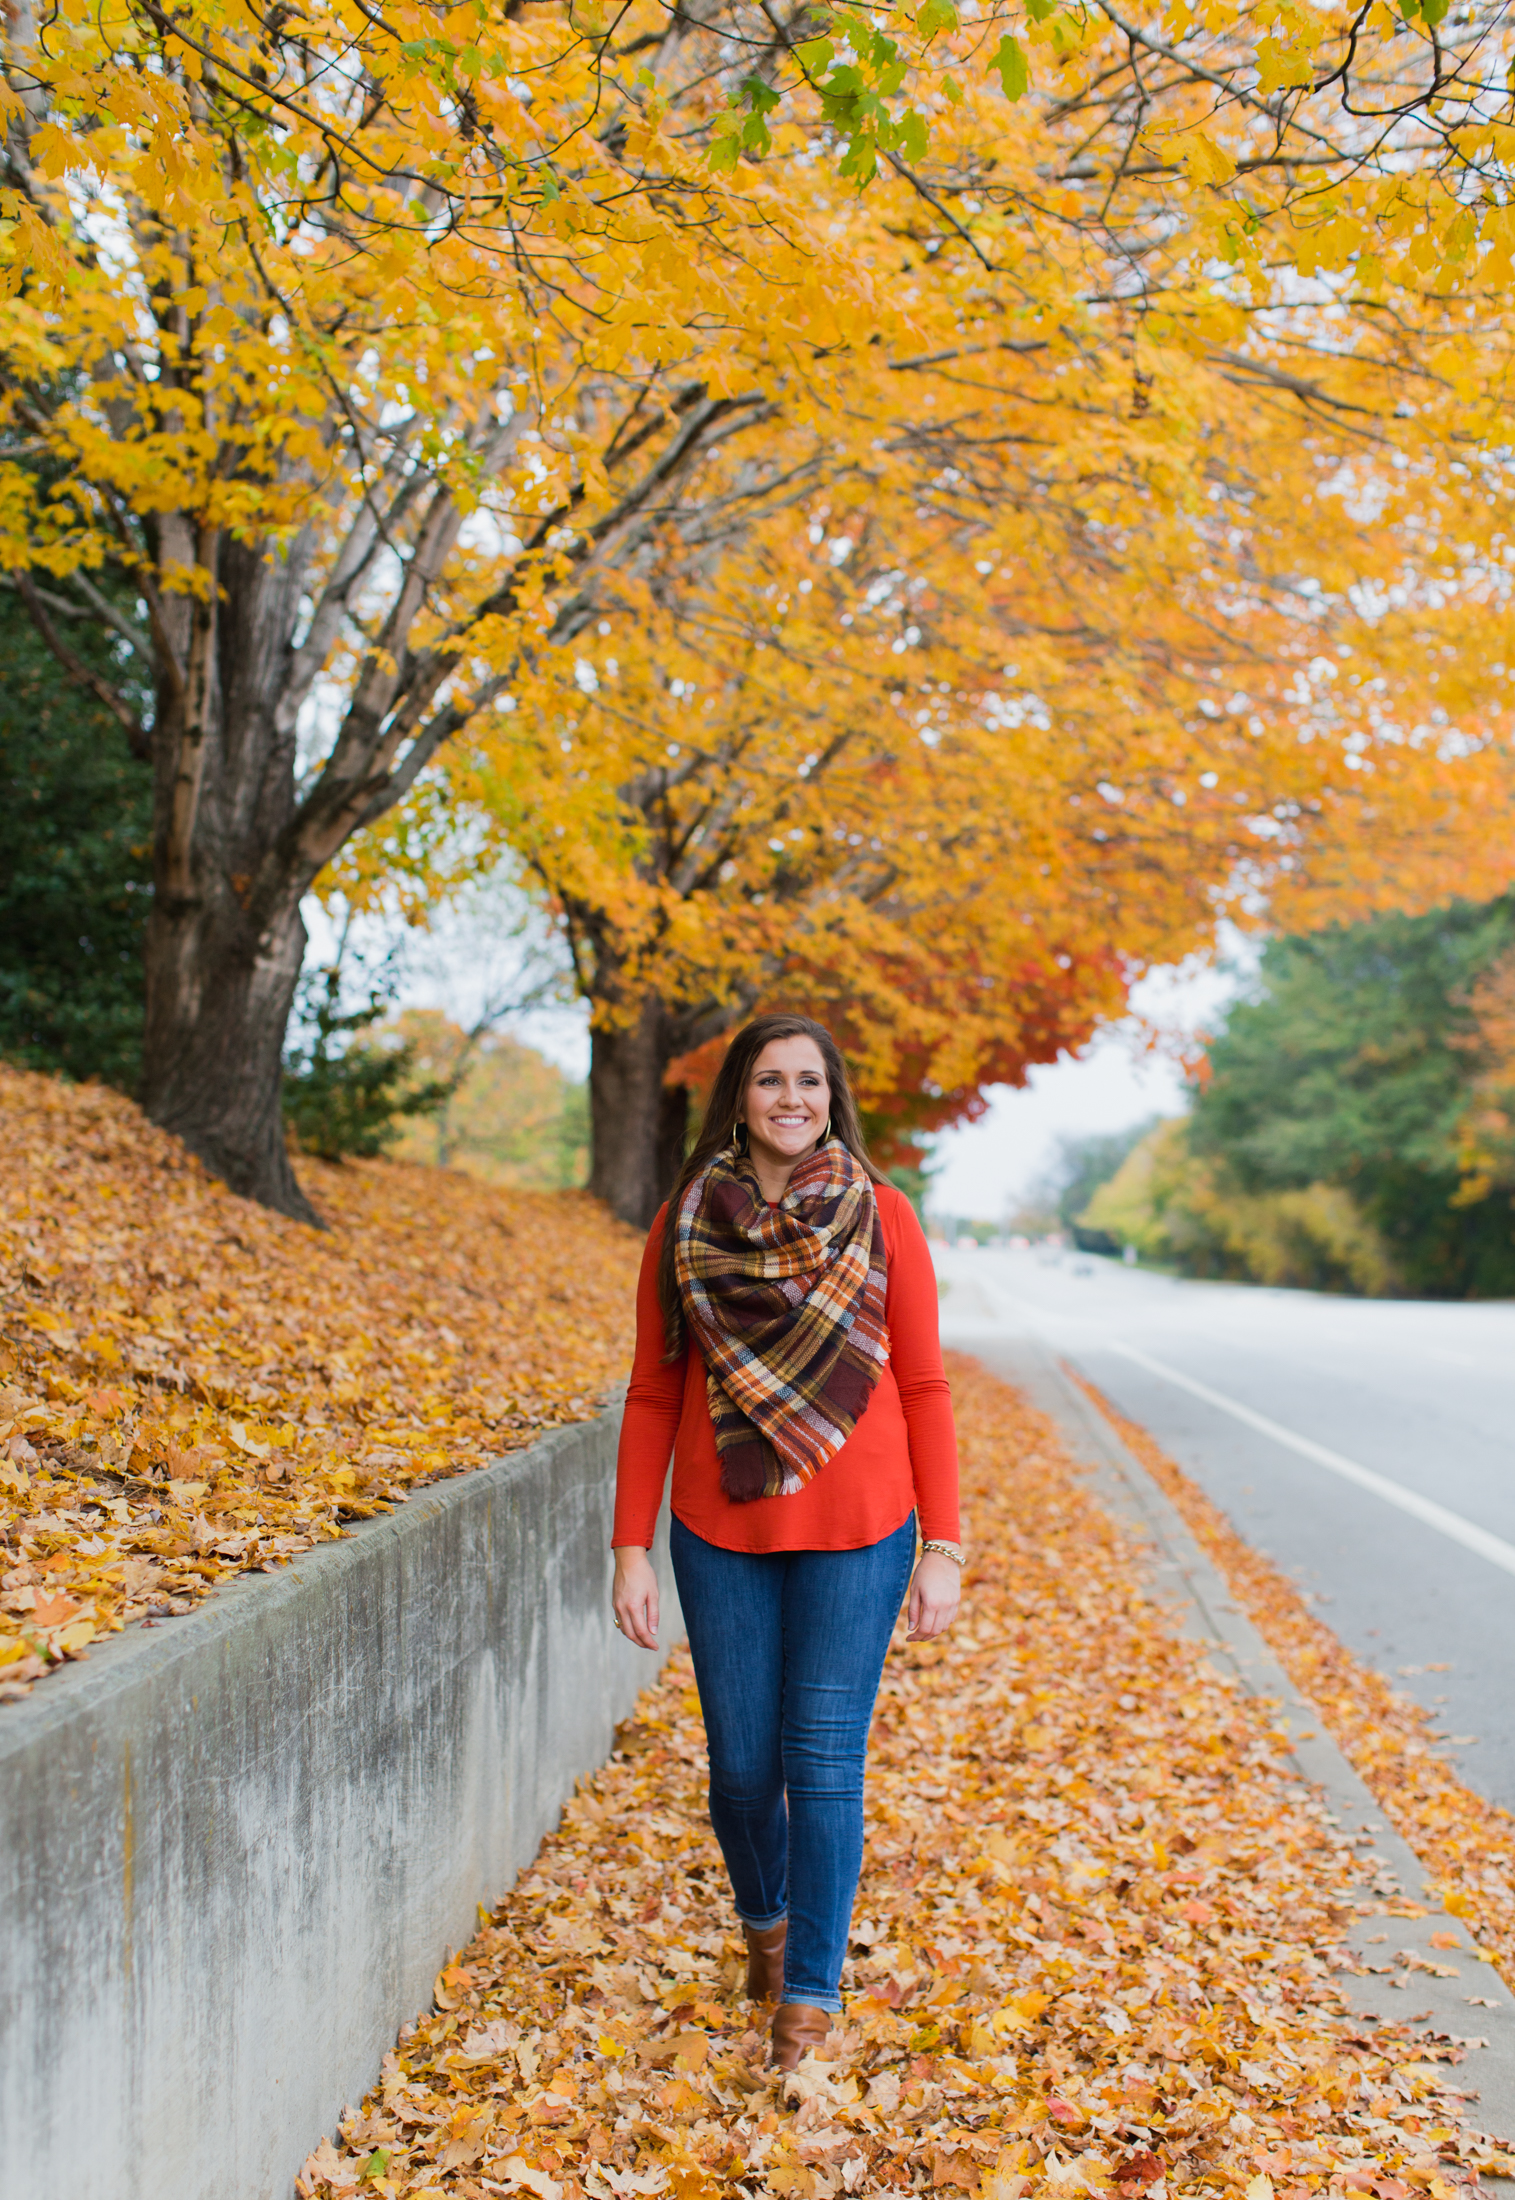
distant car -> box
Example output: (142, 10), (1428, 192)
(1071, 1224), (1120, 1257)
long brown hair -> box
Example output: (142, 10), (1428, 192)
(655, 1012), (884, 1358)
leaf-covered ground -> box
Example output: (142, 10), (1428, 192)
(1069, 1374), (1515, 2003)
(0, 1068), (641, 1698)
(297, 1359), (1515, 2200)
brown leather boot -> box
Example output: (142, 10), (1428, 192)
(743, 1918), (788, 2001)
(770, 2001), (832, 2070)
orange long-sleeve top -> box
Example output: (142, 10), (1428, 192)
(612, 1182), (960, 1554)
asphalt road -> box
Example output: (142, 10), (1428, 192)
(937, 1244), (1515, 1812)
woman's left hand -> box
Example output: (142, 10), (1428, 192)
(906, 1551), (961, 1641)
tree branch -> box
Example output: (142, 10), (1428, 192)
(10, 572), (152, 761)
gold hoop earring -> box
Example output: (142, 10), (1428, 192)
(733, 1121), (750, 1156)
(821, 1116), (834, 1144)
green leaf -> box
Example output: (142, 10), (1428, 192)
(793, 36), (835, 71)
(838, 133), (879, 184)
(832, 10), (875, 46)
(898, 106), (928, 160)
(1024, 0), (1057, 22)
(992, 31), (1029, 98)
(360, 2151), (391, 2182)
(916, 0), (958, 36)
(739, 73), (781, 114)
(706, 116), (744, 169)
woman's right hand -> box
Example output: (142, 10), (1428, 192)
(612, 1545), (660, 1650)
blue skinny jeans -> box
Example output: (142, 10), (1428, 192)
(669, 1511), (916, 2012)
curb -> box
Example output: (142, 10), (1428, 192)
(947, 1316), (1515, 2152)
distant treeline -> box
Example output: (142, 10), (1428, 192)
(1084, 897), (1515, 1299)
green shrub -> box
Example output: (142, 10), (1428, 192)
(282, 965), (453, 1161)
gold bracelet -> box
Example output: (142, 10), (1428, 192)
(921, 1539), (965, 1565)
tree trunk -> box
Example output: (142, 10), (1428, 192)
(139, 890), (314, 1222)
(585, 979), (754, 1227)
(588, 998), (679, 1230)
(137, 534), (321, 1223)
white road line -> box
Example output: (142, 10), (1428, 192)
(1110, 1341), (1515, 1581)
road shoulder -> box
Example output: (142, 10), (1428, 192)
(947, 1311), (1515, 2154)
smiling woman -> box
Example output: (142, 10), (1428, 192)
(608, 1013), (962, 2068)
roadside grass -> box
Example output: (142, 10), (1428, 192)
(0, 1066), (641, 1698)
(298, 1359), (1515, 2200)
(1070, 1375), (1515, 2003)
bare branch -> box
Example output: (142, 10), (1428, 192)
(10, 572), (151, 762)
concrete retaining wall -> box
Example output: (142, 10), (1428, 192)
(0, 1405), (680, 2200)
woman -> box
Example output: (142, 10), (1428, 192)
(611, 1012), (961, 2070)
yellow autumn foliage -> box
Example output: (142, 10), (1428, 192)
(6, 0), (1515, 1207)
(1083, 1121), (1400, 1297)
(378, 1012), (590, 1190)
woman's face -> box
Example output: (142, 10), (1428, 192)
(741, 1037), (831, 1169)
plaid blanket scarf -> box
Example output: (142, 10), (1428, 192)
(674, 1137), (889, 1503)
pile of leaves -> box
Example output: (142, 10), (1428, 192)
(298, 1359), (1515, 2200)
(1070, 1375), (1515, 2001)
(0, 1068), (641, 1700)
